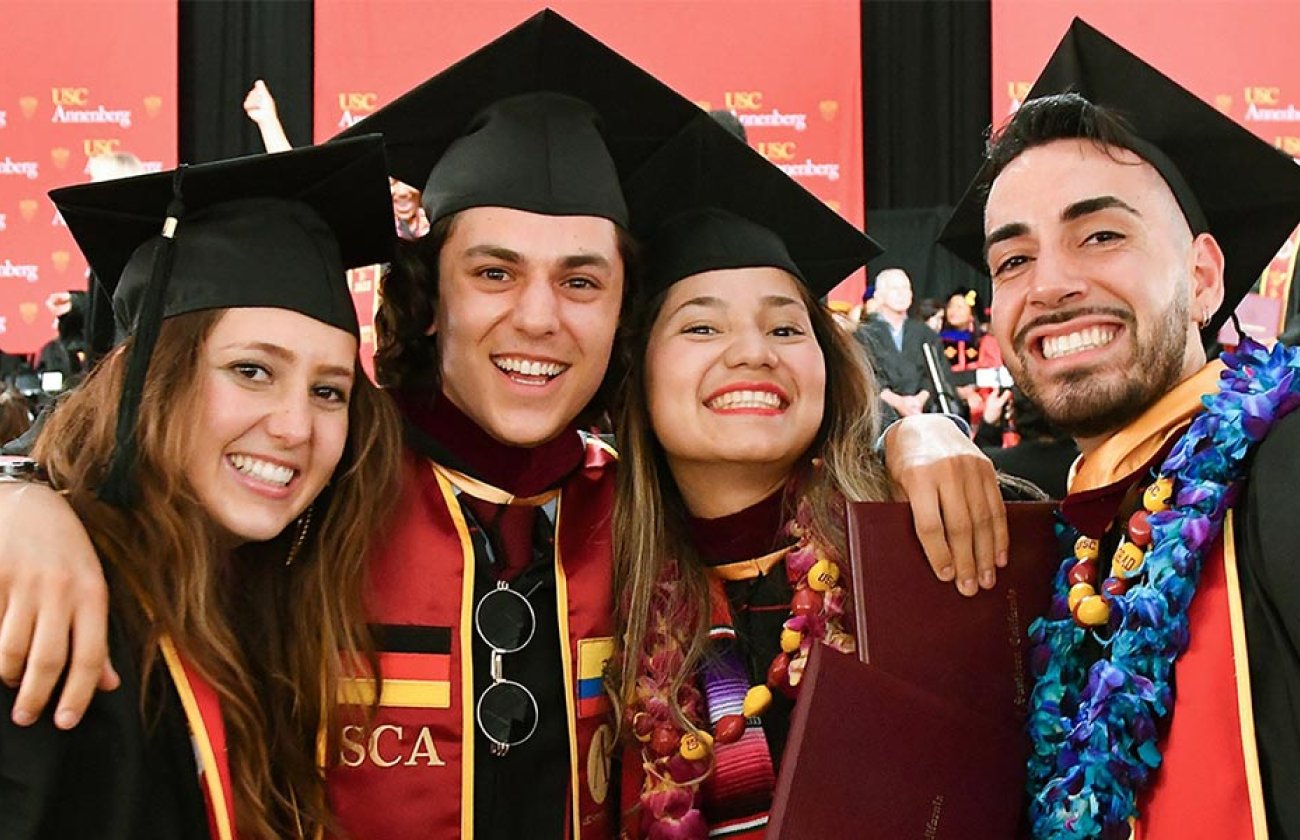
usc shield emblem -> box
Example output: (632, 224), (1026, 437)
(51, 251), (71, 273)
(586, 724), (612, 805)
(18, 200), (36, 222)
(50, 148), (70, 169)
(144, 95), (163, 117)
(819, 99), (839, 122)
(19, 302), (38, 324)
(19, 96), (37, 119)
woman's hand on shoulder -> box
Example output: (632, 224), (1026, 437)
(882, 414), (1008, 598)
(0, 483), (117, 729)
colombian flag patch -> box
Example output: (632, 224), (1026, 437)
(577, 636), (614, 718)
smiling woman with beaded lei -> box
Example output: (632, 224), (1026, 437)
(607, 116), (894, 840)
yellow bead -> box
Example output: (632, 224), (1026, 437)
(742, 685), (773, 718)
(780, 628), (803, 654)
(679, 730), (713, 761)
(1112, 542), (1146, 578)
(1074, 595), (1110, 626)
(1143, 477), (1174, 513)
(1068, 582), (1096, 613)
(807, 559), (840, 592)
(1073, 536), (1100, 562)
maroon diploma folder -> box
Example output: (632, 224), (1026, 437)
(768, 502), (1058, 839)
(849, 502), (1058, 728)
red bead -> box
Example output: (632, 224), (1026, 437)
(665, 753), (707, 783)
(766, 652), (791, 689)
(714, 714), (746, 745)
(650, 725), (680, 758)
(1067, 561), (1096, 586)
(790, 588), (823, 617)
(1101, 577), (1130, 598)
(631, 711), (655, 742)
(1127, 510), (1152, 548)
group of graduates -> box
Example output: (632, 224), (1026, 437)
(0, 12), (1296, 840)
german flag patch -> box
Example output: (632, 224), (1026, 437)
(339, 625), (452, 709)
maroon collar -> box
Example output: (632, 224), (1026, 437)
(394, 388), (584, 497)
(1059, 441), (1173, 538)
(688, 488), (788, 565)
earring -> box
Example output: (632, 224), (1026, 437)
(285, 504), (314, 566)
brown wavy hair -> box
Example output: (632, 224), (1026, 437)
(33, 309), (403, 839)
(373, 213), (640, 425)
(609, 278), (890, 737)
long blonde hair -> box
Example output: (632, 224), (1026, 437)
(609, 278), (890, 733)
(34, 309), (403, 839)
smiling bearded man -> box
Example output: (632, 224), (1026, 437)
(942, 19), (1300, 840)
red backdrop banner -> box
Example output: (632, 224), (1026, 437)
(991, 0), (1300, 340)
(315, 0), (865, 365)
(0, 1), (176, 356)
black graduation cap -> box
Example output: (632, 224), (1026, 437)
(332, 9), (704, 227)
(939, 18), (1300, 336)
(623, 113), (881, 299)
(48, 135), (394, 506)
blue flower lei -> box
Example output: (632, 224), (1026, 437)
(1026, 336), (1300, 839)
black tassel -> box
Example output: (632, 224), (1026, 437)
(1229, 311), (1251, 343)
(99, 166), (187, 507)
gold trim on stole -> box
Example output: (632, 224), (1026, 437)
(434, 467), (481, 839)
(1222, 512), (1270, 839)
(551, 491), (584, 840)
(158, 635), (234, 840)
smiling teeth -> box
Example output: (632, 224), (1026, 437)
(707, 390), (783, 410)
(495, 357), (566, 377)
(1042, 327), (1117, 360)
(230, 454), (294, 487)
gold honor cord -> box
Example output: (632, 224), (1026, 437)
(707, 546), (794, 582)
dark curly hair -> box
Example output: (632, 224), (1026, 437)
(373, 213), (641, 424)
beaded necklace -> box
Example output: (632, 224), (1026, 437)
(1026, 337), (1300, 839)
(628, 496), (854, 840)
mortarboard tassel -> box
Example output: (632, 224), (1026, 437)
(99, 166), (187, 507)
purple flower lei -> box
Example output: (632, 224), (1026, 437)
(1026, 337), (1300, 839)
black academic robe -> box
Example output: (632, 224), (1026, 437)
(1061, 408), (1300, 837)
(1235, 408), (1300, 837)
(855, 317), (962, 421)
(353, 390), (599, 840)
(693, 492), (799, 768)
(0, 612), (209, 840)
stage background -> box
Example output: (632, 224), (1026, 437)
(0, 1), (176, 356)
(992, 0), (1300, 342)
(315, 0), (864, 362)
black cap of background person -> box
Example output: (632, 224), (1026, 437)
(938, 18), (1300, 337)
(624, 113), (881, 301)
(48, 135), (394, 507)
(332, 9), (704, 228)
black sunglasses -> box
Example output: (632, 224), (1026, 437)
(474, 581), (538, 756)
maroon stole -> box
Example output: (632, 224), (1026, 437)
(1065, 365), (1267, 839)
(1132, 519), (1266, 839)
(326, 437), (619, 840)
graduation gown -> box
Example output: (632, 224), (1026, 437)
(0, 612), (210, 840)
(327, 391), (618, 840)
(1060, 364), (1300, 838)
(621, 491), (797, 840)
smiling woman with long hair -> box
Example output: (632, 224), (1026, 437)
(610, 118), (892, 839)
(0, 138), (403, 840)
